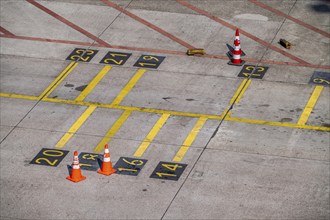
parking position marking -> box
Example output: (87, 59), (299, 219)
(111, 69), (147, 105)
(134, 113), (171, 157)
(100, 51), (132, 65)
(173, 117), (207, 162)
(78, 152), (102, 171)
(38, 62), (78, 99)
(133, 55), (165, 69)
(75, 65), (112, 102)
(55, 105), (97, 149)
(94, 110), (132, 153)
(238, 65), (268, 79)
(297, 85), (324, 125)
(66, 48), (98, 62)
(113, 157), (148, 176)
(309, 71), (330, 87)
(150, 162), (187, 181)
(30, 148), (69, 167)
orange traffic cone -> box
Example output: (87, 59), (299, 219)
(66, 151), (86, 182)
(228, 29), (245, 66)
(97, 144), (117, 176)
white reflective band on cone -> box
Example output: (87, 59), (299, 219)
(233, 54), (241, 59)
(72, 165), (80, 169)
(105, 149), (109, 153)
(103, 157), (110, 162)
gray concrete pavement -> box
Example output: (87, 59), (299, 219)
(0, 0), (329, 219)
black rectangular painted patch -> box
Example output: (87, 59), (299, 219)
(99, 51), (132, 65)
(238, 65), (268, 79)
(66, 48), (98, 62)
(113, 157), (147, 176)
(133, 55), (165, 69)
(30, 148), (69, 167)
(78, 152), (102, 171)
(309, 71), (330, 87)
(150, 162), (187, 181)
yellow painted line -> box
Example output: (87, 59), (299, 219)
(111, 69), (146, 105)
(94, 109), (132, 153)
(230, 79), (251, 105)
(227, 117), (330, 132)
(38, 61), (78, 99)
(173, 117), (208, 162)
(55, 105), (97, 148)
(75, 65), (112, 102)
(225, 78), (251, 118)
(0, 93), (39, 101)
(2, 93), (329, 132)
(134, 113), (171, 157)
(297, 85), (324, 125)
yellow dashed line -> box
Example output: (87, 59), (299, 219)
(134, 113), (171, 157)
(173, 117), (208, 162)
(111, 69), (146, 105)
(55, 105), (97, 148)
(297, 85), (324, 125)
(38, 62), (78, 99)
(94, 109), (132, 153)
(75, 65), (112, 102)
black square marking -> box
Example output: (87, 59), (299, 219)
(133, 55), (165, 69)
(238, 65), (268, 79)
(309, 71), (330, 87)
(66, 48), (98, 62)
(150, 162), (187, 181)
(30, 148), (69, 167)
(113, 157), (148, 176)
(78, 152), (102, 171)
(100, 51), (132, 65)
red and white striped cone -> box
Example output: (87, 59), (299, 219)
(66, 151), (86, 183)
(228, 31), (245, 66)
(97, 144), (117, 176)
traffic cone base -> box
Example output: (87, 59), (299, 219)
(227, 60), (245, 66)
(66, 174), (86, 182)
(97, 163), (117, 176)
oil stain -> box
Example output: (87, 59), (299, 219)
(64, 83), (74, 87)
(75, 85), (88, 91)
(280, 118), (293, 122)
(186, 98), (195, 101)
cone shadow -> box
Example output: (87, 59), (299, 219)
(67, 165), (72, 175)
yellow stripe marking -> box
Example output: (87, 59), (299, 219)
(1, 93), (329, 132)
(173, 117), (208, 162)
(55, 105), (97, 148)
(94, 110), (132, 152)
(134, 113), (171, 157)
(38, 62), (78, 99)
(0, 93), (39, 101)
(111, 69), (146, 105)
(297, 85), (324, 125)
(224, 78), (251, 118)
(75, 65), (112, 102)
(230, 79), (251, 105)
(228, 116), (330, 132)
